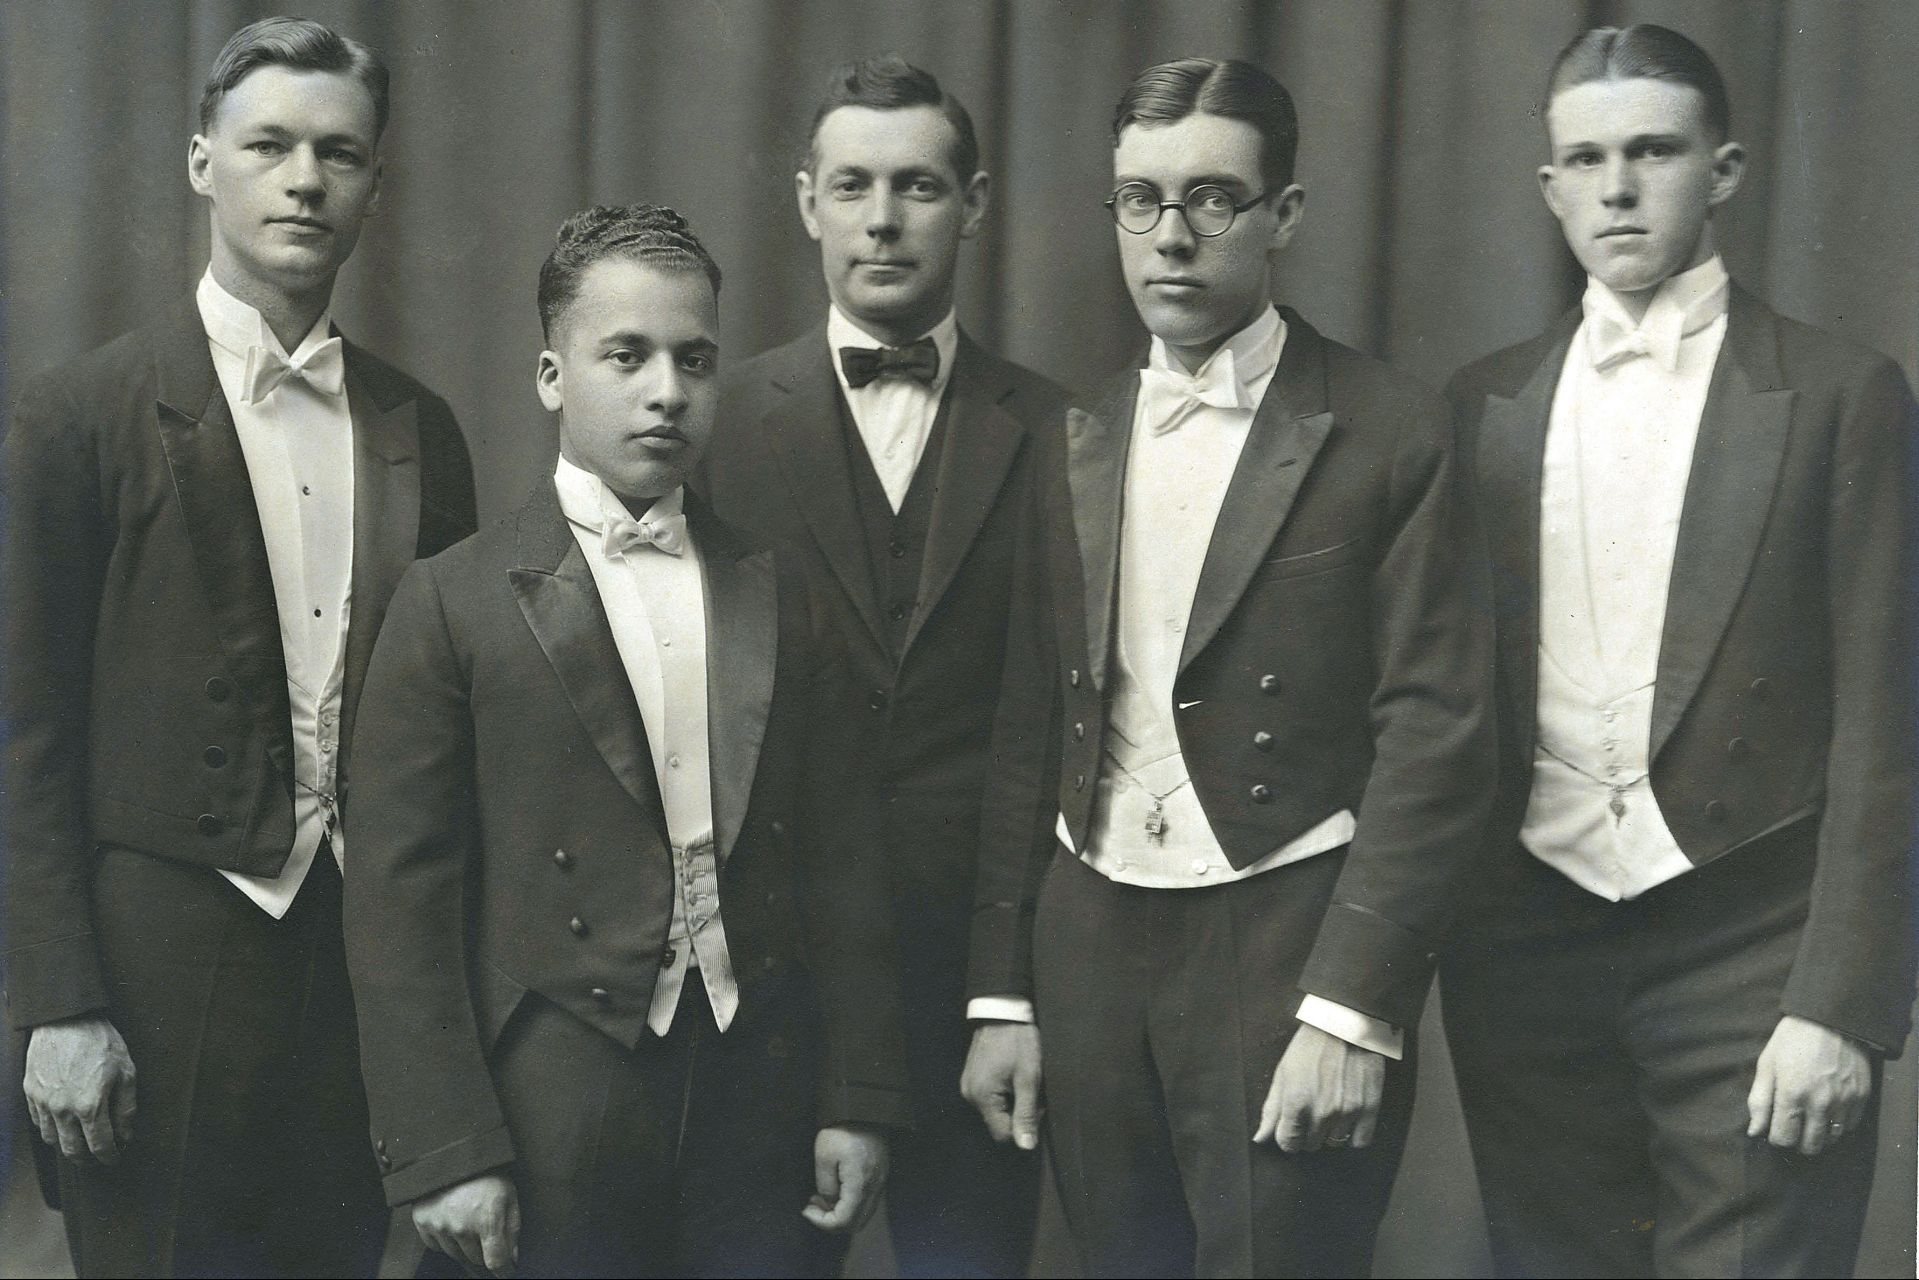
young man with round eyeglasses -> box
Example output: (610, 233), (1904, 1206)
(963, 56), (1495, 1278)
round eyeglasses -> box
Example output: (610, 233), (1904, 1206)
(1105, 182), (1271, 237)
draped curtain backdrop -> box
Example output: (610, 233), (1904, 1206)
(3, 3), (1915, 1277)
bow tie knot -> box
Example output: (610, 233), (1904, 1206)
(840, 338), (940, 389)
(601, 512), (687, 559)
(1585, 309), (1683, 374)
(242, 337), (345, 406)
(1137, 354), (1245, 434)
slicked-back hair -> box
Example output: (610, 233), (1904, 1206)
(1547, 24), (1731, 141)
(199, 16), (390, 139)
(537, 204), (722, 343)
(805, 55), (980, 181)
(1112, 58), (1299, 190)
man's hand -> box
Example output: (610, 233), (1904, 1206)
(1253, 1023), (1385, 1153)
(1747, 1014), (1874, 1156)
(803, 1125), (888, 1233)
(23, 1015), (137, 1165)
(413, 1172), (519, 1277)
(960, 1021), (1043, 1150)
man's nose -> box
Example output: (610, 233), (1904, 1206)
(284, 145), (325, 201)
(1601, 155), (1637, 208)
(645, 358), (689, 416)
(864, 188), (902, 238)
(1151, 203), (1197, 257)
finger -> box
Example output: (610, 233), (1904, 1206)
(1797, 1096), (1834, 1158)
(111, 1073), (138, 1147)
(1252, 1074), (1284, 1144)
(453, 1229), (490, 1276)
(1767, 1102), (1806, 1152)
(53, 1113), (89, 1161)
(978, 1090), (1015, 1144)
(507, 1191), (522, 1265)
(1012, 1067), (1043, 1151)
(78, 1104), (121, 1164)
(481, 1219), (513, 1276)
(1277, 1094), (1319, 1154)
(1746, 1055), (1774, 1138)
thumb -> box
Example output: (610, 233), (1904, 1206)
(814, 1142), (843, 1203)
(111, 1071), (138, 1146)
(1012, 1065), (1042, 1151)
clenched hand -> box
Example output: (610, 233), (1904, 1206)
(24, 1014), (137, 1164)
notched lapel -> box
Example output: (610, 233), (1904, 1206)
(1651, 297), (1793, 759)
(765, 342), (888, 652)
(906, 341), (1026, 653)
(509, 507), (665, 824)
(152, 304), (294, 786)
(699, 514), (777, 864)
(1066, 376), (1137, 691)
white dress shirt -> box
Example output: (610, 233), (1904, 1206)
(555, 457), (739, 1035)
(197, 269), (352, 918)
(827, 304), (958, 510)
(1522, 255), (1731, 900)
(970, 306), (1395, 1059)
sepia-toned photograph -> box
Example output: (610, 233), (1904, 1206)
(3, 2), (1914, 1276)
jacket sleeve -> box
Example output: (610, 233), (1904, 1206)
(966, 430), (1066, 1004)
(342, 559), (516, 1205)
(4, 373), (113, 1028)
(1297, 391), (1499, 1028)
(1784, 358), (1918, 1051)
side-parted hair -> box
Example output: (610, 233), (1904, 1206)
(1547, 24), (1731, 141)
(200, 16), (390, 139)
(1112, 58), (1299, 190)
(805, 55), (980, 181)
(537, 204), (722, 343)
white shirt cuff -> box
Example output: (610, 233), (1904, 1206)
(1297, 994), (1404, 1060)
(967, 996), (1036, 1024)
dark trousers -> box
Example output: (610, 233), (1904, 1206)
(881, 797), (1039, 1278)
(424, 974), (826, 1279)
(1443, 824), (1881, 1278)
(1033, 849), (1414, 1279)
(55, 845), (386, 1278)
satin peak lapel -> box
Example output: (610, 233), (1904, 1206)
(1178, 319), (1333, 672)
(341, 340), (422, 716)
(1066, 374), (1137, 691)
(1476, 315), (1577, 768)
(906, 338), (1026, 653)
(151, 299), (295, 786)
(509, 498), (665, 824)
(698, 506), (777, 864)
(1650, 293), (1793, 759)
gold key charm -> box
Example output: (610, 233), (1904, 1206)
(1144, 800), (1166, 844)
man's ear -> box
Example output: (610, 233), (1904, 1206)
(795, 169), (824, 242)
(1266, 183), (1306, 253)
(535, 349), (564, 413)
(1707, 140), (1746, 209)
(365, 153), (385, 218)
(188, 134), (214, 197)
(958, 169), (991, 240)
(1537, 164), (1565, 220)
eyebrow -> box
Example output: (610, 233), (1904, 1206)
(244, 123), (371, 148)
(1556, 131), (1692, 153)
(600, 331), (718, 351)
(1114, 172), (1254, 192)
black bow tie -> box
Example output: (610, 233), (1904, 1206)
(839, 338), (940, 389)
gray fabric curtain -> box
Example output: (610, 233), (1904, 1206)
(3, 3), (1914, 1276)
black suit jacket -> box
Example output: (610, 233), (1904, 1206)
(971, 309), (1496, 1030)
(1448, 287), (1918, 1051)
(343, 481), (911, 1206)
(3, 295), (474, 1029)
(700, 326), (1068, 932)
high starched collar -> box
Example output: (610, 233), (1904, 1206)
(554, 453), (683, 531)
(1581, 255), (1729, 372)
(195, 267), (335, 366)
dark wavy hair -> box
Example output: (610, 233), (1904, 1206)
(1112, 58), (1299, 189)
(537, 204), (722, 342)
(805, 55), (980, 180)
(1548, 24), (1731, 141)
(199, 16), (389, 138)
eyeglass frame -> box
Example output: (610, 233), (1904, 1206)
(1103, 181), (1274, 237)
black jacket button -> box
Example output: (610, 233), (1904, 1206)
(1069, 669), (1081, 688)
(868, 688), (889, 712)
(1250, 784), (1273, 803)
(1073, 722), (1085, 740)
(1727, 737), (1750, 760)
(569, 916), (588, 937)
(769, 820), (787, 838)
(203, 745), (228, 769)
(590, 986), (611, 1004)
(1252, 731), (1275, 751)
(1073, 774), (1086, 791)
(661, 947), (677, 968)
(553, 848), (573, 869)
(205, 676), (233, 702)
(1749, 677), (1772, 698)
(888, 602), (908, 621)
(1704, 800), (1728, 821)
(1259, 674), (1281, 694)
(196, 813), (224, 837)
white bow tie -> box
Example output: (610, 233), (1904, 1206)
(601, 512), (687, 559)
(1138, 349), (1247, 435)
(242, 336), (345, 405)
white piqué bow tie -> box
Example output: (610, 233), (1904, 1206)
(601, 512), (688, 559)
(1137, 347), (1248, 435)
(242, 336), (345, 405)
